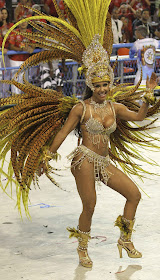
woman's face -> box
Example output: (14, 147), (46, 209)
(1, 9), (8, 21)
(19, 20), (28, 29)
(92, 81), (110, 103)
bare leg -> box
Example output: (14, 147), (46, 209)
(71, 159), (96, 232)
(71, 158), (96, 262)
(104, 164), (141, 220)
(102, 164), (141, 252)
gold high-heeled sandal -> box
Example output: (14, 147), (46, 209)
(67, 227), (93, 268)
(117, 239), (142, 258)
(115, 215), (142, 258)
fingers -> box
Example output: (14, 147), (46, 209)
(146, 73), (157, 89)
(150, 72), (157, 80)
(37, 163), (46, 177)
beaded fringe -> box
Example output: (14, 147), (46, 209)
(67, 145), (112, 185)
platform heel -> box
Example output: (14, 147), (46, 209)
(67, 226), (93, 268)
(117, 243), (123, 258)
(115, 215), (142, 258)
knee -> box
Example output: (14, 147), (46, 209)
(131, 190), (141, 204)
(83, 200), (96, 217)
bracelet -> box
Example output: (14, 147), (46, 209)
(142, 88), (155, 105)
(47, 150), (58, 159)
(42, 149), (58, 164)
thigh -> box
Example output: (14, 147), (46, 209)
(103, 164), (140, 200)
(71, 158), (97, 206)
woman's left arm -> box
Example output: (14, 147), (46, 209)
(115, 101), (149, 122)
(114, 73), (157, 122)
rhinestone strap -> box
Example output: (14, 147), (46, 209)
(77, 226), (91, 235)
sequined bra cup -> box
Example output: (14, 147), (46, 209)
(79, 100), (117, 147)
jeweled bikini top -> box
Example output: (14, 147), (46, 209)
(79, 99), (117, 147)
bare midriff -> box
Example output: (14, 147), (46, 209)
(80, 126), (110, 157)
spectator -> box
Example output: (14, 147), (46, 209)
(120, 15), (133, 42)
(1, 7), (13, 35)
(132, 8), (142, 40)
(111, 7), (123, 44)
(42, 0), (58, 17)
(134, 9), (153, 39)
(130, 0), (150, 11)
(31, 4), (47, 23)
(118, 2), (136, 22)
(153, 0), (160, 23)
(133, 8), (142, 26)
(0, 7), (14, 55)
(40, 58), (66, 92)
(0, 0), (5, 9)
(119, 4), (136, 21)
(0, 8), (13, 97)
(118, 3), (135, 41)
(109, 0), (123, 14)
(129, 25), (160, 85)
(14, 0), (32, 22)
(9, 17), (35, 94)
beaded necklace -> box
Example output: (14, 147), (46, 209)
(90, 97), (110, 120)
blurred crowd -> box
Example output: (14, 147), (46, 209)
(0, 0), (67, 96)
(110, 0), (160, 43)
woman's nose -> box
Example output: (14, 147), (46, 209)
(100, 86), (105, 91)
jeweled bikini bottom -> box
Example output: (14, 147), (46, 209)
(67, 145), (112, 185)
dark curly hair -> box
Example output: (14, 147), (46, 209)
(82, 86), (93, 100)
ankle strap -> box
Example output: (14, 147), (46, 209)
(77, 226), (91, 235)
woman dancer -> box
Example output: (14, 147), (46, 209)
(38, 71), (157, 267)
(0, 0), (159, 269)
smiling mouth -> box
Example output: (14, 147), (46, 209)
(99, 93), (106, 97)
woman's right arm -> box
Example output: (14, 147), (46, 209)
(38, 102), (83, 176)
(49, 102), (83, 153)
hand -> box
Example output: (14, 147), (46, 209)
(146, 72), (158, 90)
(37, 161), (47, 177)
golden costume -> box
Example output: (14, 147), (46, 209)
(68, 99), (117, 184)
(0, 0), (159, 218)
(68, 145), (112, 185)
